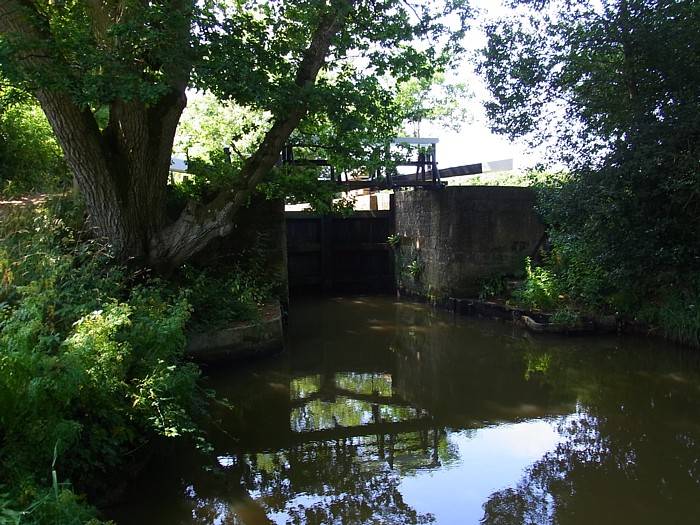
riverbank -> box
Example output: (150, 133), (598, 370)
(398, 287), (690, 347)
(0, 197), (280, 523)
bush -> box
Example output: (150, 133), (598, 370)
(181, 264), (274, 333)
(0, 198), (200, 523)
(0, 88), (70, 197)
(513, 175), (700, 346)
(649, 277), (700, 348)
(512, 257), (560, 311)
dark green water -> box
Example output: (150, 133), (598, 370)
(110, 296), (700, 524)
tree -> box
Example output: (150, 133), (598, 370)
(395, 72), (472, 137)
(173, 91), (267, 164)
(479, 0), (700, 313)
(0, 0), (470, 269)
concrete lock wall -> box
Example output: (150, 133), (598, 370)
(394, 186), (545, 299)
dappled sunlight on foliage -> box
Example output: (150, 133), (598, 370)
(0, 198), (202, 523)
(0, 83), (69, 197)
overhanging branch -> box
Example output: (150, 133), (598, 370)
(154, 0), (356, 267)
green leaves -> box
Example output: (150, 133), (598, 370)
(395, 72), (472, 136)
(482, 1), (700, 338)
(0, 198), (200, 521)
(513, 257), (561, 311)
(196, 0), (471, 121)
(1, 0), (194, 108)
(0, 85), (69, 197)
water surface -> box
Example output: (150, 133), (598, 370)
(112, 296), (700, 524)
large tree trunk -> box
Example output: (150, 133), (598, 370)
(0, 0), (188, 263)
(35, 92), (186, 262)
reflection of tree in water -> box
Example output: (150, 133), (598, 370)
(276, 445), (435, 525)
(482, 339), (700, 524)
(249, 396), (442, 524)
(182, 370), (456, 524)
(182, 437), (437, 525)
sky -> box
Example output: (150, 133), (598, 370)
(422, 0), (534, 170)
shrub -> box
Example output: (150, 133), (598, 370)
(182, 265), (274, 333)
(653, 278), (700, 348)
(513, 257), (560, 311)
(0, 89), (70, 197)
(478, 275), (509, 301)
(506, 177), (700, 346)
(0, 198), (200, 523)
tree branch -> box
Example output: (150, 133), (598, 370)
(153, 0), (356, 267)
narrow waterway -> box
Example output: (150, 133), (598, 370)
(111, 296), (700, 524)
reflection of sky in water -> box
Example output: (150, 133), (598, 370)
(400, 419), (564, 524)
(251, 419), (565, 524)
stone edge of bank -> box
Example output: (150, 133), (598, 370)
(185, 302), (284, 363)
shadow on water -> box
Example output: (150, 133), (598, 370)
(109, 296), (700, 524)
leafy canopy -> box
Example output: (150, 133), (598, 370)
(0, 0), (471, 131)
(481, 0), (700, 324)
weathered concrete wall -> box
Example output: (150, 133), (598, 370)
(395, 186), (544, 298)
(186, 303), (284, 363)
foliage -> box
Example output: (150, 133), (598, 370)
(0, 83), (69, 197)
(512, 258), (559, 311)
(646, 278), (700, 347)
(180, 264), (274, 333)
(395, 72), (472, 137)
(196, 1), (472, 128)
(169, 89), (367, 215)
(0, 198), (201, 523)
(549, 307), (581, 327)
(264, 170), (356, 216)
(387, 234), (401, 248)
(174, 91), (269, 164)
(168, 150), (245, 205)
(478, 275), (509, 301)
(451, 169), (558, 188)
(481, 0), (700, 344)
(405, 259), (423, 281)
(170, 156), (356, 216)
